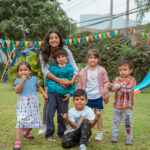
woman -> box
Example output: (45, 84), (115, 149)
(37, 29), (78, 138)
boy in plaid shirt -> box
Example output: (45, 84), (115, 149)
(108, 60), (136, 145)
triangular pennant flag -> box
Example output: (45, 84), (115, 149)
(64, 39), (68, 45)
(20, 41), (24, 46)
(81, 37), (85, 43)
(90, 35), (93, 41)
(149, 33), (150, 38)
(6, 40), (10, 46)
(15, 41), (20, 46)
(144, 33), (146, 38)
(102, 33), (106, 38)
(33, 41), (38, 45)
(136, 31), (139, 35)
(77, 38), (81, 43)
(11, 46), (14, 50)
(11, 40), (15, 46)
(98, 34), (102, 39)
(114, 30), (118, 35)
(128, 27), (131, 32)
(146, 33), (149, 37)
(29, 41), (33, 46)
(85, 36), (89, 42)
(25, 41), (29, 47)
(106, 32), (110, 37)
(69, 39), (72, 45)
(38, 41), (42, 46)
(94, 34), (98, 40)
(110, 30), (114, 36)
(2, 40), (6, 45)
(140, 32), (142, 36)
(73, 38), (77, 44)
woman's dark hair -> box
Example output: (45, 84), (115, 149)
(53, 48), (68, 59)
(37, 29), (64, 64)
(17, 61), (32, 72)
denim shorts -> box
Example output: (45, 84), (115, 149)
(87, 97), (103, 110)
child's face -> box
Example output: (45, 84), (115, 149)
(119, 64), (133, 78)
(88, 54), (99, 67)
(49, 33), (60, 48)
(73, 96), (88, 111)
(18, 64), (31, 78)
(56, 54), (67, 65)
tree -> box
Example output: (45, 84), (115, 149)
(0, 0), (76, 40)
(135, 0), (150, 23)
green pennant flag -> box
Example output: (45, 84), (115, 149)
(102, 33), (106, 38)
(144, 33), (146, 38)
(11, 40), (15, 46)
(73, 38), (77, 44)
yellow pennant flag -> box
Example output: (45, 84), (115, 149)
(85, 36), (89, 42)
(38, 41), (42, 47)
(114, 30), (118, 35)
(6, 40), (10, 46)
(25, 41), (29, 47)
(69, 39), (72, 45)
(98, 34), (102, 39)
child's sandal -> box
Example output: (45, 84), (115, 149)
(24, 131), (34, 139)
(48, 137), (56, 142)
(13, 139), (21, 150)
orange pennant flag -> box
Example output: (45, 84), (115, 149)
(29, 41), (33, 46)
(6, 40), (10, 46)
(90, 35), (93, 40)
(98, 34), (102, 39)
(38, 41), (42, 47)
(69, 39), (72, 45)
(107, 32), (110, 37)
(85, 36), (89, 42)
(15, 41), (20, 46)
(77, 38), (81, 43)
(25, 41), (28, 47)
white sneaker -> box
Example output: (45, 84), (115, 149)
(38, 124), (46, 135)
(95, 131), (103, 141)
(79, 144), (87, 150)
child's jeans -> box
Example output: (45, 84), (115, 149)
(62, 119), (91, 148)
(45, 93), (69, 139)
(112, 107), (133, 140)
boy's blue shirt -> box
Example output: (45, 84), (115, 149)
(45, 62), (76, 96)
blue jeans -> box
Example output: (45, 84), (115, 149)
(45, 93), (69, 139)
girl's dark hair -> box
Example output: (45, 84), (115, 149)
(86, 49), (100, 63)
(53, 48), (68, 59)
(37, 29), (64, 64)
(17, 61), (32, 72)
(73, 89), (87, 99)
(118, 60), (133, 69)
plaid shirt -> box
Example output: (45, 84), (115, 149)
(112, 76), (136, 109)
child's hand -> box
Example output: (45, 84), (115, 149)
(60, 113), (68, 120)
(43, 92), (48, 102)
(104, 98), (109, 104)
(63, 94), (70, 101)
(107, 82), (113, 90)
(21, 75), (27, 82)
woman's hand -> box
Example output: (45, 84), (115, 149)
(58, 78), (73, 88)
(63, 94), (70, 101)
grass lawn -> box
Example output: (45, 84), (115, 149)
(0, 83), (150, 150)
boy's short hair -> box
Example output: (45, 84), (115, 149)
(118, 60), (133, 69)
(73, 89), (87, 99)
(53, 47), (68, 59)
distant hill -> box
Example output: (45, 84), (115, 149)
(80, 14), (137, 29)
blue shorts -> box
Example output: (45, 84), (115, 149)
(87, 97), (103, 110)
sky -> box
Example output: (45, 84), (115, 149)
(58, 0), (150, 26)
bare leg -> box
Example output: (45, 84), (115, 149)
(16, 128), (22, 139)
(95, 109), (102, 131)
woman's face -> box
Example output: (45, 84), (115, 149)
(49, 33), (60, 48)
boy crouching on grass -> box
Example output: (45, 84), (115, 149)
(61, 89), (101, 150)
(108, 60), (136, 145)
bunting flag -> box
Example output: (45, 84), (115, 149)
(1, 29), (119, 47)
(129, 27), (150, 39)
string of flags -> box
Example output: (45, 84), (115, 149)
(128, 27), (150, 39)
(64, 30), (118, 45)
(0, 30), (118, 50)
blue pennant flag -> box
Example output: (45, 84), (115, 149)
(94, 34), (98, 40)
(81, 37), (85, 43)
(2, 40), (6, 45)
(33, 41), (38, 45)
(20, 41), (24, 46)
(64, 39), (68, 45)
(110, 30), (114, 36)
